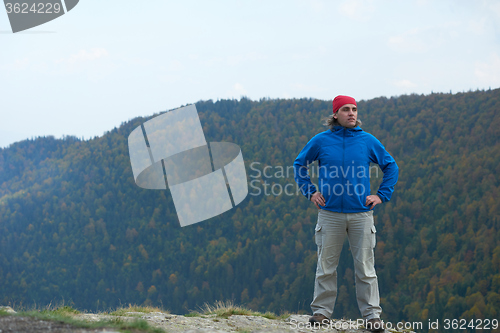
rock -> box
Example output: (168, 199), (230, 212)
(0, 307), (416, 332)
(0, 306), (16, 314)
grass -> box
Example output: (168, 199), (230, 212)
(186, 300), (290, 320)
(41, 305), (80, 315)
(110, 304), (168, 316)
(1, 301), (295, 332)
(1, 304), (166, 333)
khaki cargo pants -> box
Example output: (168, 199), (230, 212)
(311, 209), (382, 320)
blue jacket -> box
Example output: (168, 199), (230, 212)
(293, 126), (399, 213)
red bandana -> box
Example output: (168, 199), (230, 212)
(332, 95), (357, 114)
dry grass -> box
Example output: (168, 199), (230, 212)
(110, 304), (169, 316)
(187, 300), (290, 320)
(1, 303), (165, 333)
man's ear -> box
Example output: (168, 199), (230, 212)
(333, 112), (337, 119)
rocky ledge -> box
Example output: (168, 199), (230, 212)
(0, 307), (415, 333)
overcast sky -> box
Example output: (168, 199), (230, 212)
(1, 0), (499, 148)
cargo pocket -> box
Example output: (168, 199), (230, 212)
(370, 224), (377, 248)
(315, 224), (322, 255)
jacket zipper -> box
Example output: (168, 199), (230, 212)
(341, 128), (345, 212)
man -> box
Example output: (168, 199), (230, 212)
(293, 95), (398, 332)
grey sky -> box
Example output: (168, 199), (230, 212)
(1, 0), (499, 148)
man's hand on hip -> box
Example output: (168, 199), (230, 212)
(365, 195), (382, 209)
(310, 192), (325, 209)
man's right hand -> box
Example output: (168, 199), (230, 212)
(310, 192), (326, 209)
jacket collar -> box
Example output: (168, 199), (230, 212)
(331, 125), (362, 133)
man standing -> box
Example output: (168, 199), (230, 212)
(293, 95), (398, 332)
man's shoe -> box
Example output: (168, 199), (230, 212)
(366, 318), (385, 332)
(309, 313), (329, 324)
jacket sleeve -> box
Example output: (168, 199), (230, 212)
(293, 137), (319, 200)
(368, 136), (399, 202)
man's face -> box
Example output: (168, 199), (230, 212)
(334, 104), (357, 128)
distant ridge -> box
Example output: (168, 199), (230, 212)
(0, 89), (499, 330)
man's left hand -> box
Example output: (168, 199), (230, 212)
(365, 195), (382, 210)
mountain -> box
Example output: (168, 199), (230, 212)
(0, 89), (499, 329)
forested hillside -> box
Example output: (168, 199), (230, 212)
(0, 89), (499, 329)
